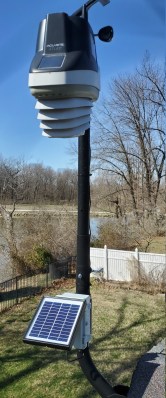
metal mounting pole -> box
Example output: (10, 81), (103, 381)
(76, 129), (126, 398)
(76, 128), (91, 295)
(75, 3), (128, 396)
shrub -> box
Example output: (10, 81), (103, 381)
(92, 219), (135, 250)
(26, 246), (53, 273)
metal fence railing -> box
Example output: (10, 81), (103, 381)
(0, 273), (50, 312)
(0, 257), (76, 313)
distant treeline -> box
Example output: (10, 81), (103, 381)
(0, 158), (78, 204)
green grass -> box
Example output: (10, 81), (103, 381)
(0, 279), (165, 398)
(146, 236), (166, 254)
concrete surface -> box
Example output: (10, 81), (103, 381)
(128, 339), (165, 398)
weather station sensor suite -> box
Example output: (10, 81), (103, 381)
(28, 2), (113, 138)
(23, 1), (129, 397)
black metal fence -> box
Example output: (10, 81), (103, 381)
(0, 257), (76, 313)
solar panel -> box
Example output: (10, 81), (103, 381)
(23, 296), (84, 349)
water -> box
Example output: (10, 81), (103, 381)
(90, 216), (116, 237)
(90, 217), (106, 237)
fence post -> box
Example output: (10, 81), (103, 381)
(135, 247), (140, 283)
(104, 245), (108, 280)
(16, 276), (18, 304)
(46, 269), (49, 288)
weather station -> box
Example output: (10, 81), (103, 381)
(23, 1), (129, 397)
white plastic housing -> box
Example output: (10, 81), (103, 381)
(35, 98), (93, 138)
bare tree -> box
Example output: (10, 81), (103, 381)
(0, 157), (26, 275)
(0, 156), (78, 277)
(92, 55), (165, 220)
(91, 172), (124, 217)
(54, 169), (77, 204)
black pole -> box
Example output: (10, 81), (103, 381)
(76, 129), (126, 398)
(76, 128), (91, 295)
(75, 5), (128, 397)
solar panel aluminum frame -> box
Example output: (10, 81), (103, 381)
(23, 296), (85, 350)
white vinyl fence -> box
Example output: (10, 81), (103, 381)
(90, 246), (166, 283)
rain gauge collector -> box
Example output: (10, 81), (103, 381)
(23, 1), (128, 396)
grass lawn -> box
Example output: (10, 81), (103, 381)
(0, 279), (165, 398)
(146, 236), (166, 254)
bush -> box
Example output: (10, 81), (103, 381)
(92, 219), (135, 250)
(26, 246), (53, 273)
(91, 216), (165, 253)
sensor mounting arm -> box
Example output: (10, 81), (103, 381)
(72, 0), (110, 17)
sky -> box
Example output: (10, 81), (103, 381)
(0, 0), (165, 171)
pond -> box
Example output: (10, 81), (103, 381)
(90, 217), (108, 237)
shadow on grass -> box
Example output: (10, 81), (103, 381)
(0, 293), (165, 397)
(88, 295), (165, 384)
(92, 295), (165, 349)
(0, 345), (65, 389)
(0, 286), (43, 302)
